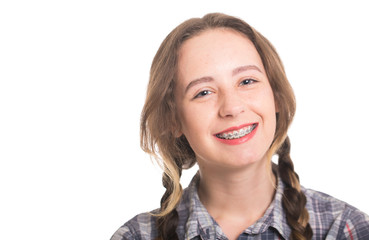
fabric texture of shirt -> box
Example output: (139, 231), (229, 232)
(111, 173), (369, 240)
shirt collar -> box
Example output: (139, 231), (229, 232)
(182, 173), (225, 239)
(180, 171), (292, 240)
(269, 179), (291, 239)
(244, 177), (291, 239)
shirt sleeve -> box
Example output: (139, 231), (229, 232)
(110, 212), (158, 240)
(110, 225), (136, 240)
(340, 208), (369, 240)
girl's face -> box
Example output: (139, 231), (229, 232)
(175, 29), (277, 170)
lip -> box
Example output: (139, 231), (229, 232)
(215, 122), (257, 135)
(213, 122), (258, 145)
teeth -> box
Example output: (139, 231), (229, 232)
(216, 124), (256, 140)
(233, 131), (239, 138)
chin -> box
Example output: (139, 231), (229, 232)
(223, 152), (266, 168)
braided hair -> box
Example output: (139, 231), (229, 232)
(141, 13), (312, 240)
(278, 136), (313, 239)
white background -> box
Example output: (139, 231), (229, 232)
(1, 1), (368, 239)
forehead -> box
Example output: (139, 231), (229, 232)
(177, 28), (264, 81)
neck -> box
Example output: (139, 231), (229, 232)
(197, 158), (276, 231)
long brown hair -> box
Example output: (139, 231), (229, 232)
(140, 13), (312, 240)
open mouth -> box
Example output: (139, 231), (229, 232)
(215, 123), (258, 140)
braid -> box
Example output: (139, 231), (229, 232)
(155, 161), (183, 240)
(277, 136), (313, 240)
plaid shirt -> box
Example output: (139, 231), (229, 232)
(111, 173), (369, 240)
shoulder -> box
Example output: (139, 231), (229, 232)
(303, 187), (352, 216)
(110, 211), (158, 240)
(302, 187), (369, 239)
(110, 174), (198, 240)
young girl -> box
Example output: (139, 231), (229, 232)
(111, 13), (369, 240)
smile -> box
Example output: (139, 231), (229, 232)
(215, 123), (258, 140)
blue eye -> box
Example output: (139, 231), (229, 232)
(194, 90), (212, 99)
(240, 79), (255, 86)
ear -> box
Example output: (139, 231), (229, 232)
(173, 128), (183, 138)
(171, 120), (183, 138)
(275, 100), (279, 113)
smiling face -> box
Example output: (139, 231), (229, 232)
(174, 28), (277, 169)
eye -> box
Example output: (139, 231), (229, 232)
(194, 90), (212, 99)
(240, 78), (256, 86)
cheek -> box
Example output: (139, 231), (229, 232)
(249, 87), (276, 118)
(248, 88), (277, 138)
(180, 104), (211, 135)
(261, 89), (277, 137)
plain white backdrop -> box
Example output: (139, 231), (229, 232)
(1, 1), (368, 239)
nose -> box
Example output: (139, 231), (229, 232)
(219, 92), (245, 118)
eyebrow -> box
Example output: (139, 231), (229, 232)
(184, 65), (262, 93)
(185, 76), (214, 94)
(232, 65), (262, 76)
